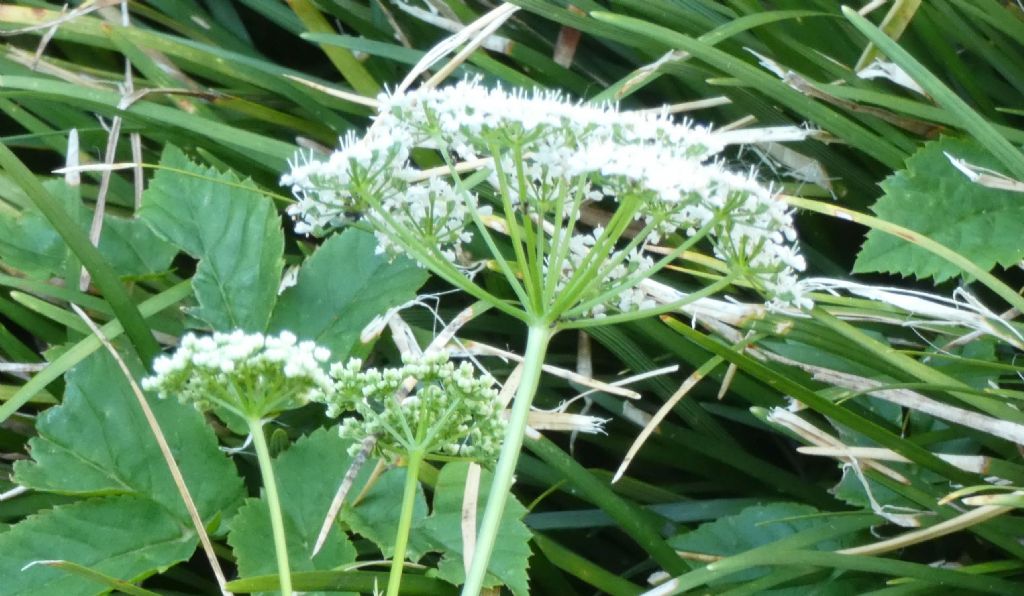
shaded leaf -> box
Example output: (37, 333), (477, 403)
(0, 182), (70, 276)
(140, 145), (283, 331)
(423, 462), (531, 596)
(96, 215), (178, 278)
(855, 137), (1024, 283)
(831, 466), (918, 516)
(269, 229), (428, 360)
(669, 502), (858, 583)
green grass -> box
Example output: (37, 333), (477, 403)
(1, 1), (1023, 594)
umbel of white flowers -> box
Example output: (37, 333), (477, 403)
(282, 78), (812, 318)
(323, 353), (506, 462)
(142, 330), (334, 420)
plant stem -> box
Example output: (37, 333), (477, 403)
(247, 418), (292, 596)
(463, 324), (552, 595)
(388, 450), (424, 596)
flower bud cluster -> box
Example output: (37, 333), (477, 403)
(142, 330), (333, 420)
(324, 353), (505, 462)
(283, 77), (811, 312)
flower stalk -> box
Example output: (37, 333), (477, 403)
(247, 418), (293, 596)
(463, 324), (552, 594)
(388, 449), (425, 596)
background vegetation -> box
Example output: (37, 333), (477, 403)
(2, 0), (1024, 594)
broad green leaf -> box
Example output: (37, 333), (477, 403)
(14, 350), (244, 524)
(96, 215), (178, 278)
(339, 466), (432, 560)
(931, 339), (1000, 391)
(0, 133), (174, 363)
(0, 496), (196, 596)
(423, 462), (531, 596)
(228, 428), (359, 593)
(669, 503), (858, 583)
(855, 138), (1024, 283)
(140, 145), (283, 331)
(759, 337), (882, 379)
(14, 559), (161, 596)
(269, 229), (428, 360)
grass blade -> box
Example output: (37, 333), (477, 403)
(0, 140), (159, 363)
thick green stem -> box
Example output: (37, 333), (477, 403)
(462, 324), (552, 595)
(388, 450), (424, 596)
(248, 418), (292, 596)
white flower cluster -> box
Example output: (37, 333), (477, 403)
(376, 176), (486, 263)
(282, 77), (811, 311)
(324, 353), (506, 462)
(282, 132), (410, 236)
(143, 330), (334, 419)
(374, 78), (720, 159)
(548, 228), (657, 317)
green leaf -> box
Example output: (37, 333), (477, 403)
(227, 570), (458, 595)
(423, 462), (531, 596)
(0, 182), (71, 276)
(339, 467), (432, 561)
(140, 145), (284, 331)
(269, 229), (428, 360)
(0, 496), (197, 596)
(0, 281), (194, 425)
(0, 75), (298, 165)
(0, 181), (175, 279)
(669, 503), (858, 584)
(842, 6), (1024, 180)
(855, 137), (1024, 283)
(14, 557), (162, 596)
(13, 350), (245, 524)
(96, 215), (178, 278)
(831, 466), (918, 515)
(228, 428), (358, 593)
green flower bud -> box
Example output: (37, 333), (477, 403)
(323, 353), (506, 463)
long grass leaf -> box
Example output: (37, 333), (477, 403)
(841, 7), (1024, 179)
(590, 11), (906, 168)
